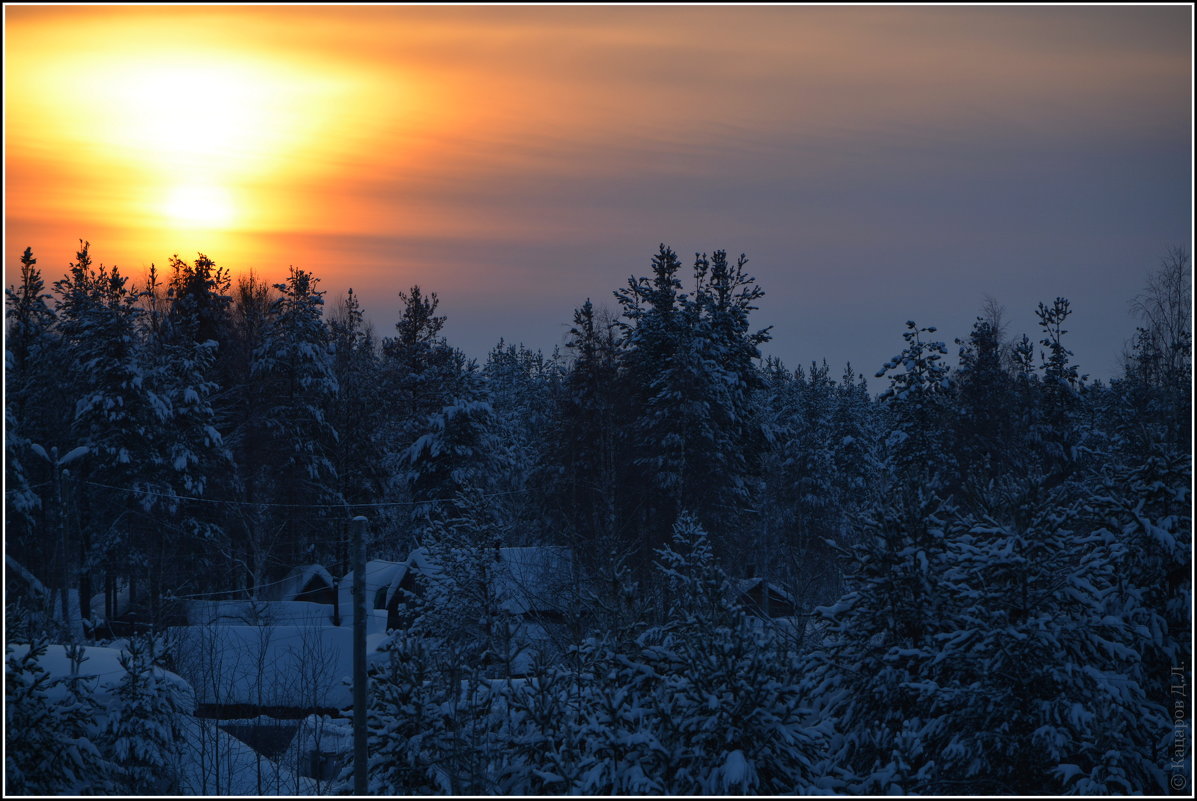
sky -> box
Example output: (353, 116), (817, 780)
(4, 4), (1192, 387)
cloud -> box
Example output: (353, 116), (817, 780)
(6, 5), (1190, 383)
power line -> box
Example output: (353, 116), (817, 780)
(163, 574), (299, 600)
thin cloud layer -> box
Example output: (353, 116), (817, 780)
(5, 5), (1191, 380)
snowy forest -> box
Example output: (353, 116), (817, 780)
(4, 241), (1192, 795)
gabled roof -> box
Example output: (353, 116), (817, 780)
(263, 564), (335, 603)
(338, 559), (406, 609)
(734, 577), (799, 619)
(734, 576), (796, 605)
(394, 545), (576, 616)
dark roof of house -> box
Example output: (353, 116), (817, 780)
(219, 722), (300, 759)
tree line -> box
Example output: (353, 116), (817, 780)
(4, 241), (1191, 794)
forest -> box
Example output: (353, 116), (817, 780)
(4, 241), (1192, 795)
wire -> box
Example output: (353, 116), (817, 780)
(73, 478), (530, 510)
(163, 574), (299, 600)
(5, 482), (53, 493)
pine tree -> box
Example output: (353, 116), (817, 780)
(483, 340), (561, 545)
(214, 271), (278, 592)
(614, 245), (769, 561)
(831, 363), (882, 513)
(379, 285), (472, 545)
(1034, 297), (1082, 474)
(380, 284), (463, 427)
(1091, 453), (1191, 710)
(364, 489), (510, 793)
(363, 635), (459, 794)
(140, 254), (233, 599)
(4, 248), (63, 581)
(328, 288), (385, 509)
(403, 399), (504, 535)
(5, 246), (61, 427)
(53, 241), (172, 626)
(919, 499), (1168, 794)
(164, 253), (232, 346)
(612, 244), (687, 552)
(694, 250), (772, 536)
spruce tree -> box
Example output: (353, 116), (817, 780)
(876, 320), (954, 493)
(550, 299), (621, 563)
(953, 315), (1018, 496)
(102, 636), (192, 794)
(250, 266), (341, 570)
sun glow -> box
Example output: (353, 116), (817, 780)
(90, 60), (340, 181)
(163, 183), (236, 229)
(6, 20), (373, 240)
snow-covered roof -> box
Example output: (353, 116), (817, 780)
(263, 564), (335, 603)
(169, 624), (390, 709)
(395, 545), (575, 616)
(734, 577), (796, 606)
(338, 559), (406, 613)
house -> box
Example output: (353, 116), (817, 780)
(381, 546), (576, 624)
(166, 570), (387, 782)
(735, 576), (799, 619)
(169, 558), (412, 721)
(169, 617), (390, 720)
(382, 545), (579, 675)
(336, 559), (407, 632)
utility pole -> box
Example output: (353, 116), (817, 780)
(53, 447), (72, 642)
(351, 515), (368, 795)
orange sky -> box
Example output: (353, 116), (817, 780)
(4, 4), (1191, 377)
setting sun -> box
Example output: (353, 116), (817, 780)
(5, 9), (387, 250)
(163, 183), (236, 229)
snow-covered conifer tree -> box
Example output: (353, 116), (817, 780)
(102, 636), (192, 794)
(249, 266), (341, 567)
(875, 320), (954, 492)
(806, 492), (956, 793)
